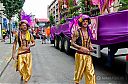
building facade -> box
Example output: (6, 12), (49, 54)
(47, 0), (59, 24)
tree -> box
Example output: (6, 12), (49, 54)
(60, 17), (66, 24)
(49, 14), (55, 26)
(1, 0), (25, 43)
(14, 21), (18, 29)
(78, 0), (91, 14)
(68, 0), (80, 18)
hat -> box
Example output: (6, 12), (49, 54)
(78, 15), (91, 27)
(19, 20), (30, 27)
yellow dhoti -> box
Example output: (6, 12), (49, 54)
(74, 53), (96, 84)
(17, 52), (32, 81)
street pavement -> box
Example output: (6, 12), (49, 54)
(0, 37), (14, 77)
(0, 40), (128, 84)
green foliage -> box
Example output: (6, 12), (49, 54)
(80, 0), (91, 14)
(74, 11), (80, 16)
(49, 14), (55, 26)
(79, 0), (86, 13)
(0, 0), (3, 3)
(60, 17), (66, 24)
(68, 0), (79, 17)
(67, 5), (80, 18)
(66, 14), (72, 18)
(2, 0), (25, 20)
(1, 0), (25, 43)
(69, 0), (74, 7)
(78, 0), (100, 16)
(119, 0), (128, 11)
(69, 7), (73, 15)
(59, 0), (80, 22)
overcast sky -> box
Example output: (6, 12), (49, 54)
(23, 0), (53, 19)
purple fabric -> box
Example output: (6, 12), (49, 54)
(87, 26), (94, 40)
(92, 10), (128, 45)
(50, 10), (128, 45)
(50, 26), (56, 40)
(20, 11), (32, 26)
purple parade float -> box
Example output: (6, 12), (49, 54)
(50, 9), (128, 68)
(51, 10), (128, 45)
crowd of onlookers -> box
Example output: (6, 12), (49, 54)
(1, 29), (10, 42)
(1, 28), (17, 42)
(30, 27), (50, 44)
(1, 27), (50, 44)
